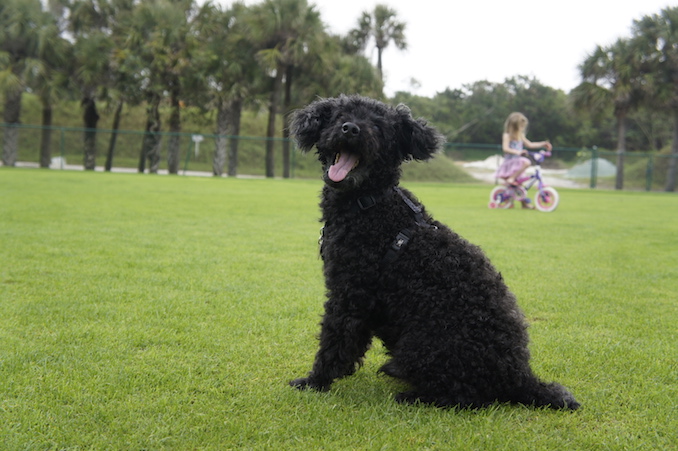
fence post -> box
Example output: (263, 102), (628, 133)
(646, 153), (654, 191)
(182, 138), (194, 175)
(590, 146), (598, 189)
(59, 127), (65, 170)
(291, 142), (296, 178)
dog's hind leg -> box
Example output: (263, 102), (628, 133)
(378, 359), (407, 379)
(290, 313), (373, 392)
(509, 378), (580, 410)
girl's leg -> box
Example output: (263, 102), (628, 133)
(506, 159), (531, 185)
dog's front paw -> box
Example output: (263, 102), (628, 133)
(289, 377), (330, 392)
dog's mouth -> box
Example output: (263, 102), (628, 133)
(327, 151), (360, 182)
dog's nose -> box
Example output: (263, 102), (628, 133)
(341, 122), (360, 137)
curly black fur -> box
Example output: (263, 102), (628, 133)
(289, 95), (579, 410)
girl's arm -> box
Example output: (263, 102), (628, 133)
(502, 133), (526, 155)
(523, 138), (552, 151)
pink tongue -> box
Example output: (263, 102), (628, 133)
(328, 152), (359, 182)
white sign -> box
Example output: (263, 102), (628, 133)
(192, 134), (204, 157)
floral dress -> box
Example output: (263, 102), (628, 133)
(494, 140), (531, 179)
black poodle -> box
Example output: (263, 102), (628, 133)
(289, 95), (579, 410)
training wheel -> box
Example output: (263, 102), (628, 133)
(488, 201), (497, 209)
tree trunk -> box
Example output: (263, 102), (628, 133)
(167, 88), (181, 175)
(82, 96), (100, 171)
(665, 111), (678, 192)
(213, 100), (228, 176)
(139, 94), (161, 174)
(105, 100), (124, 172)
(266, 65), (285, 178)
(40, 101), (53, 168)
(227, 99), (242, 178)
(282, 66), (293, 179)
(2, 88), (22, 167)
(615, 113), (626, 190)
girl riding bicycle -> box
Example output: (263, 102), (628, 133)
(495, 113), (552, 208)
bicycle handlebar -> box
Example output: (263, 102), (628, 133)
(526, 150), (551, 165)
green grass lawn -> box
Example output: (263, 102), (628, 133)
(0, 168), (676, 450)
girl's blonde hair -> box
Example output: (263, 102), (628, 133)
(504, 112), (528, 141)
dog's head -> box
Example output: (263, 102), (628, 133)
(291, 95), (445, 190)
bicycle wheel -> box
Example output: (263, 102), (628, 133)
(489, 186), (513, 209)
(534, 186), (559, 212)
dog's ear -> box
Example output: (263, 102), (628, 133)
(290, 98), (335, 152)
(395, 104), (446, 161)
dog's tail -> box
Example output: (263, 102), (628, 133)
(512, 377), (580, 410)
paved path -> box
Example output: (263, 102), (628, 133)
(10, 159), (585, 187)
(461, 157), (585, 189)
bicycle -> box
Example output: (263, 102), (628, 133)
(488, 151), (560, 212)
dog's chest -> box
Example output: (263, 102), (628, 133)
(319, 198), (409, 266)
(320, 217), (387, 261)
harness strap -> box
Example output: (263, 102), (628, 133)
(381, 187), (435, 267)
(356, 195), (378, 210)
(321, 186), (433, 267)
(393, 186), (427, 226)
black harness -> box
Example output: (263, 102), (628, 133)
(380, 186), (434, 266)
(339, 186), (433, 266)
(319, 186), (434, 265)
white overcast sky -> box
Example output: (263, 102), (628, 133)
(214, 0), (674, 97)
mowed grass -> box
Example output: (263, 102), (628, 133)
(0, 168), (676, 450)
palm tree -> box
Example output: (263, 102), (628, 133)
(633, 7), (678, 191)
(67, 0), (117, 170)
(98, 0), (138, 172)
(348, 4), (407, 81)
(294, 34), (383, 101)
(124, 0), (201, 174)
(572, 39), (643, 189)
(65, 0), (137, 172)
(121, 0), (199, 174)
(248, 0), (324, 178)
(198, 1), (258, 177)
(30, 4), (72, 168)
(138, 92), (162, 174)
(0, 0), (46, 166)
(75, 33), (113, 170)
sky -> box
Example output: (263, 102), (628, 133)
(218, 0), (674, 97)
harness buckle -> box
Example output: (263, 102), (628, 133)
(357, 195), (377, 210)
(391, 230), (411, 251)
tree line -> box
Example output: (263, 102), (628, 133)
(1, 1), (677, 190)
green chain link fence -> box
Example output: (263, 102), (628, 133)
(2, 122), (676, 191)
(444, 143), (675, 191)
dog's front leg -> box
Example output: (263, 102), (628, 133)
(290, 309), (372, 392)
